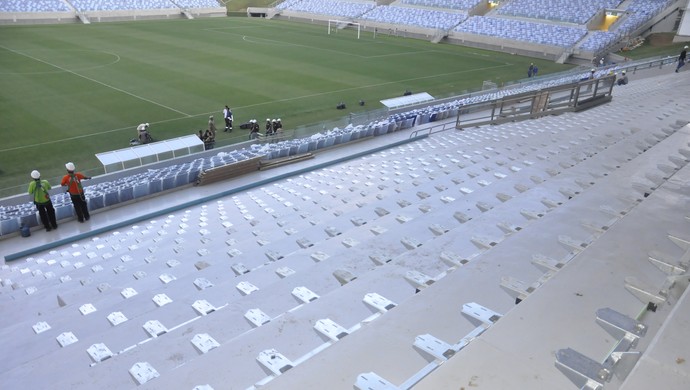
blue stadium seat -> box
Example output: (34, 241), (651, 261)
(104, 189), (120, 207)
(87, 193), (105, 210)
(133, 182), (149, 199)
(0, 218), (20, 235)
(162, 174), (176, 191)
(20, 213), (39, 228)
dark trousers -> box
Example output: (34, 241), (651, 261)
(36, 202), (58, 229)
(70, 194), (90, 222)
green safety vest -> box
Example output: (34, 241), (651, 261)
(28, 179), (51, 204)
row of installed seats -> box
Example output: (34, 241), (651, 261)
(278, 0), (671, 52)
(68, 0), (221, 12)
(250, 119), (414, 160)
(276, 0), (376, 19)
(359, 5), (468, 30)
(579, 30), (620, 53)
(175, 0), (223, 8)
(0, 0), (223, 12)
(276, 1), (611, 49)
(454, 16), (588, 47)
(274, 0), (302, 11)
(0, 127), (391, 234)
(384, 66), (616, 130)
(0, 0), (71, 12)
(173, 0), (225, 8)
(496, 0), (622, 25)
(579, 0), (676, 53)
(398, 0), (482, 11)
(372, 72), (579, 137)
(97, 149), (261, 203)
(69, 0), (176, 11)
(0, 157), (234, 234)
(0, 150), (260, 236)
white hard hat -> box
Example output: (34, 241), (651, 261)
(31, 170), (40, 179)
(66, 162), (75, 171)
(277, 118), (281, 121)
(145, 123), (149, 127)
(685, 46), (689, 49)
(209, 115), (213, 119)
(267, 118), (270, 121)
(622, 70), (626, 74)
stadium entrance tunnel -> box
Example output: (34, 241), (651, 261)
(247, 8), (268, 18)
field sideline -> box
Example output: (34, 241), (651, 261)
(0, 18), (574, 197)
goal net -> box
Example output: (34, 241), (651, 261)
(328, 19), (361, 39)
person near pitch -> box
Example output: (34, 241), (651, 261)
(223, 105), (233, 132)
(136, 123), (152, 144)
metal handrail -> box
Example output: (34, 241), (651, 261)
(409, 121), (457, 139)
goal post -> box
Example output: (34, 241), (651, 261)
(328, 19), (361, 39)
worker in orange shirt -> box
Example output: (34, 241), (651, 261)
(60, 162), (92, 223)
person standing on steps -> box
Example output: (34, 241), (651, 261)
(28, 170), (58, 231)
(616, 70), (628, 86)
(61, 162), (91, 223)
(676, 46), (688, 73)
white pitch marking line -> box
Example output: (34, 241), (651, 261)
(0, 44), (191, 117)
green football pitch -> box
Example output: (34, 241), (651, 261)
(0, 17), (574, 197)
